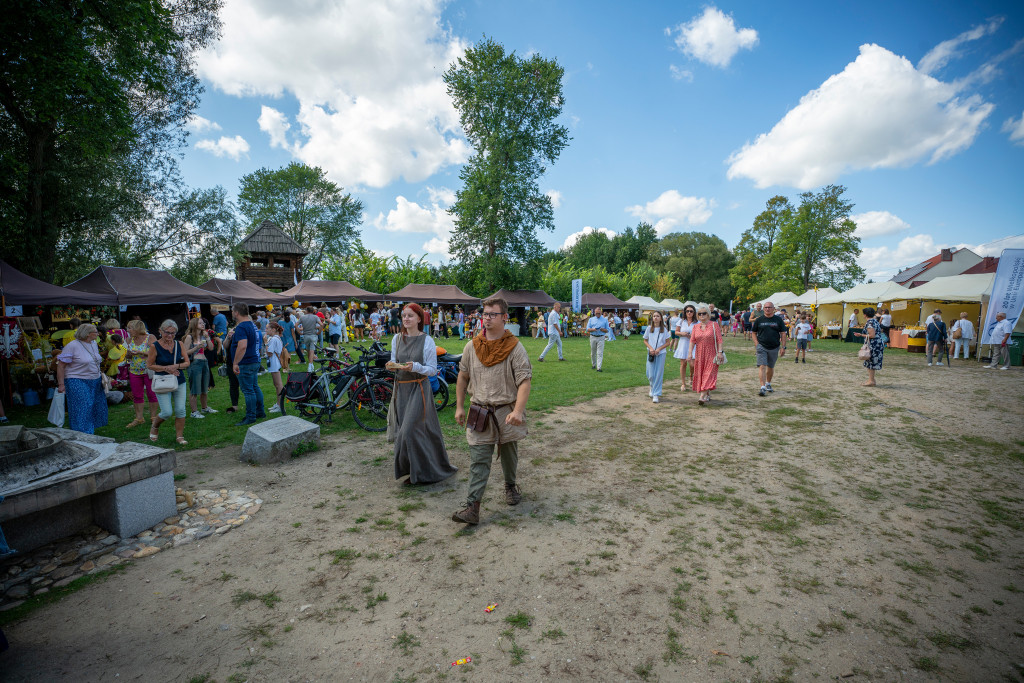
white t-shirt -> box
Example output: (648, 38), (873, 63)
(796, 322), (813, 340)
(643, 326), (670, 356)
(669, 315), (680, 333)
(849, 313), (859, 326)
(266, 335), (283, 373)
(389, 333), (438, 376)
(370, 311), (381, 326)
(880, 313), (892, 326)
(547, 310), (561, 335)
(991, 318), (1013, 343)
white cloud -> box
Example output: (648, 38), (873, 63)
(258, 105), (291, 149)
(194, 135), (250, 160)
(187, 115), (221, 132)
(851, 211), (911, 239)
(860, 234), (943, 279)
(669, 65), (694, 82)
(1003, 111), (1024, 145)
(426, 186), (456, 207)
(197, 0), (470, 188)
(561, 226), (616, 251)
(972, 234), (1024, 256)
(918, 17), (1002, 75)
(372, 194), (454, 259)
(727, 44), (993, 189)
(545, 189), (563, 209)
(626, 190), (715, 236)
(671, 6), (758, 68)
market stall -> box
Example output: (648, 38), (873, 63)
(198, 278), (296, 306)
(625, 295), (672, 312)
(486, 289), (557, 337)
(816, 281), (913, 339)
(282, 279), (383, 304)
(904, 273), (996, 360)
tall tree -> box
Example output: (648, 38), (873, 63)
(728, 195), (793, 303)
(648, 231), (736, 305)
(444, 36), (570, 292)
(0, 0), (222, 282)
(237, 162), (363, 279)
(767, 185), (863, 291)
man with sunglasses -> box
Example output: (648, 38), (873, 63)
(751, 301), (787, 397)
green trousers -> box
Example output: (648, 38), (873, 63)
(466, 442), (519, 505)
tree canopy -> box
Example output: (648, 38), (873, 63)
(444, 36), (570, 293)
(648, 232), (736, 304)
(730, 187), (863, 303)
(237, 163), (363, 280)
(0, 0), (223, 283)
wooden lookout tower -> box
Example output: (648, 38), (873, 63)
(235, 220), (308, 290)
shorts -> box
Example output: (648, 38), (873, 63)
(330, 333), (341, 344)
(302, 334), (318, 349)
(796, 339), (808, 350)
(671, 331), (678, 339)
(744, 322), (752, 331)
(755, 344), (780, 368)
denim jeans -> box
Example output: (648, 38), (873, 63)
(237, 362), (265, 420)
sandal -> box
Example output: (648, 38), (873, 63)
(126, 418), (144, 428)
(176, 437), (188, 446)
(149, 430), (159, 442)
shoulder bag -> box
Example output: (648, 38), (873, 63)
(951, 322), (962, 339)
(857, 325), (872, 360)
(152, 342), (180, 394)
(713, 325), (728, 365)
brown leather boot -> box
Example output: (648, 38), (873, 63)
(452, 501), (480, 524)
(504, 483), (521, 506)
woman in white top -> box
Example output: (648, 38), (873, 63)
(643, 311), (671, 403)
(673, 305), (698, 391)
(387, 303), (457, 484)
(951, 312), (975, 360)
(265, 321), (286, 412)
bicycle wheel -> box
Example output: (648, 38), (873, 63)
(433, 376), (449, 411)
(296, 386), (331, 423)
(350, 379), (391, 432)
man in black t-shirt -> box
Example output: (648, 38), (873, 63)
(751, 301), (787, 397)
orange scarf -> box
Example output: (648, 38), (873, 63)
(473, 330), (519, 367)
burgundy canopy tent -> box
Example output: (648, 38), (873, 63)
(199, 278), (294, 306)
(1, 259), (118, 306)
(281, 280), (383, 302)
(387, 284), (480, 306)
(487, 289), (556, 307)
(64, 266), (230, 305)
(581, 293), (637, 310)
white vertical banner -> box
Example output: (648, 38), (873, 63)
(980, 249), (1024, 345)
(571, 278), (582, 313)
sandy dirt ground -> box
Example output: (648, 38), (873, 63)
(3, 339), (1023, 683)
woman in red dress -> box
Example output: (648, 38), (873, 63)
(690, 305), (725, 406)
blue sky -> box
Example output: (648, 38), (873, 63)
(179, 0), (1024, 281)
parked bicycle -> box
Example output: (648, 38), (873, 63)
(281, 351), (392, 431)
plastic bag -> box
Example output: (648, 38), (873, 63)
(48, 391), (66, 427)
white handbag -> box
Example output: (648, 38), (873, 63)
(152, 341), (180, 394)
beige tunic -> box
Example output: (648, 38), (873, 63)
(459, 339), (532, 445)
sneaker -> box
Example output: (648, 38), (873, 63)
(984, 365), (994, 368)
(802, 357), (806, 364)
(234, 418), (257, 426)
(190, 411), (205, 419)
(653, 396), (659, 403)
(927, 363), (932, 367)
(537, 357), (544, 362)
(936, 362), (943, 366)
(558, 357), (565, 361)
(592, 364), (596, 369)
(766, 383), (773, 393)
(504, 483), (522, 506)
(795, 357), (799, 363)
(759, 386), (767, 397)
(268, 404), (281, 413)
(1000, 366), (1009, 370)
(202, 407), (218, 414)
(0, 416), (8, 424)
(452, 501), (480, 524)
(597, 368), (603, 372)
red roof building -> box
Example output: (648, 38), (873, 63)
(960, 256), (999, 275)
(890, 247), (982, 288)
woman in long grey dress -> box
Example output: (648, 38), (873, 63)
(388, 303), (458, 485)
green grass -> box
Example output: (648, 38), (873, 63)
(504, 610), (533, 630)
(0, 562), (132, 626)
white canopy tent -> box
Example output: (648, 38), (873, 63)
(817, 281), (914, 337)
(905, 274), (994, 303)
(792, 287), (838, 306)
(660, 298), (687, 310)
(754, 291), (798, 307)
(626, 295), (673, 312)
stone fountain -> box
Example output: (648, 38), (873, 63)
(0, 425), (177, 555)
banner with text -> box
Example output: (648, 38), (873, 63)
(980, 249), (1024, 345)
(571, 279), (582, 313)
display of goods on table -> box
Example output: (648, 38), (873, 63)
(904, 326), (926, 353)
